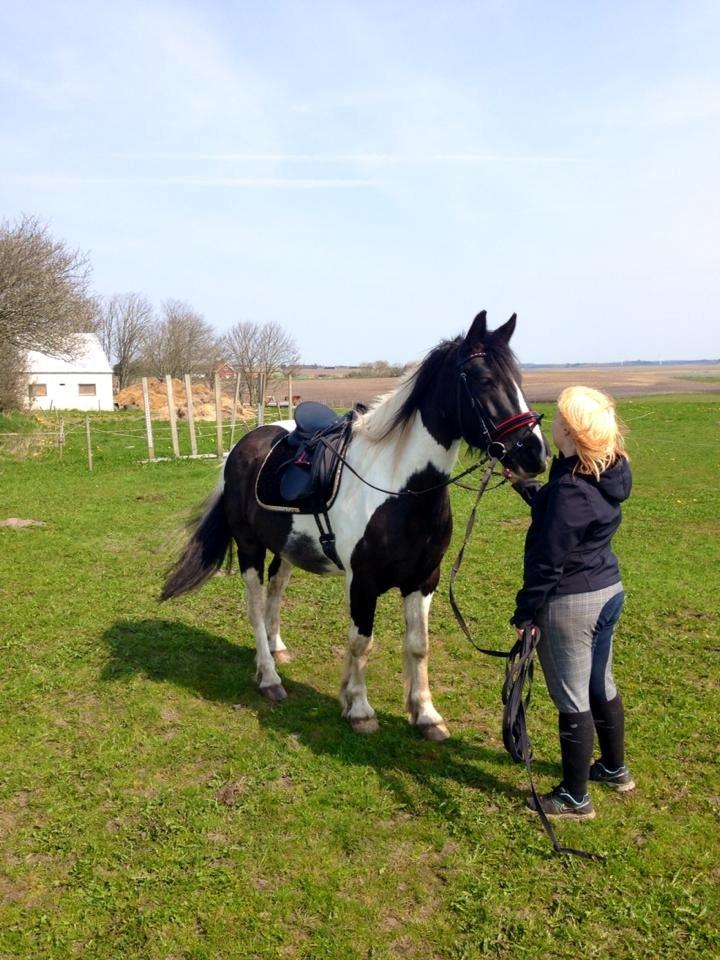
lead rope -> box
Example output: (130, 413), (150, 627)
(448, 467), (604, 862)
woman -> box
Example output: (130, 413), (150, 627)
(509, 385), (634, 821)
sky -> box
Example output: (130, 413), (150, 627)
(2, 1), (719, 365)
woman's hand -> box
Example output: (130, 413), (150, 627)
(516, 625), (538, 639)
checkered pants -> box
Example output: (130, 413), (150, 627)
(535, 582), (625, 714)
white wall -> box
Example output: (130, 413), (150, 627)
(27, 372), (115, 411)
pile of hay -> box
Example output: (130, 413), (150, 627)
(115, 379), (252, 421)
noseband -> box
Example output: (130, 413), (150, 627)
(457, 351), (543, 460)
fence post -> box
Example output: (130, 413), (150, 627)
(287, 375), (293, 419)
(142, 377), (155, 460)
(57, 416), (65, 461)
(165, 375), (180, 458)
(230, 372), (241, 448)
(257, 372), (265, 426)
(214, 373), (224, 460)
(184, 374), (197, 457)
(84, 415), (93, 472)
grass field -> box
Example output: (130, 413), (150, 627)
(1, 396), (718, 959)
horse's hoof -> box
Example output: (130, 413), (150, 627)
(272, 649), (292, 665)
(417, 722), (450, 742)
(260, 684), (287, 702)
(350, 717), (379, 735)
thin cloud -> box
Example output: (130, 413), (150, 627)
(113, 152), (583, 164)
(7, 175), (381, 189)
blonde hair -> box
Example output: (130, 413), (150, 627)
(557, 386), (628, 480)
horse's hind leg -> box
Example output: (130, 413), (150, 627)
(237, 537), (286, 702)
(340, 577), (379, 734)
(265, 555), (293, 664)
(403, 576), (449, 741)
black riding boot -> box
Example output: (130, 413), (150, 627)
(590, 693), (625, 770)
(558, 710), (595, 802)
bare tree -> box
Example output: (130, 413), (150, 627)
(0, 215), (96, 409)
(96, 293), (154, 389)
(223, 320), (300, 403)
(142, 299), (219, 380)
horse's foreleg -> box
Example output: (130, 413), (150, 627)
(265, 555), (293, 664)
(403, 580), (449, 741)
(340, 577), (378, 734)
(239, 546), (286, 702)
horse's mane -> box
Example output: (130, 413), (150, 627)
(354, 330), (521, 445)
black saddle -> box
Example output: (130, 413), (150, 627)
(256, 401), (354, 514)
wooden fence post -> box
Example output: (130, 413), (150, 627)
(184, 374), (197, 456)
(165, 375), (180, 458)
(257, 372), (265, 426)
(214, 373), (224, 460)
(57, 416), (65, 461)
(230, 372), (241, 448)
(84, 415), (93, 472)
(142, 377), (155, 460)
(287, 375), (293, 419)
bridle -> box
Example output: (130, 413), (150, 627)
(457, 350), (544, 462)
(318, 350), (545, 500)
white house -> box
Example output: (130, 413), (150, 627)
(25, 333), (115, 412)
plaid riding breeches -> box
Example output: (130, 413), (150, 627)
(535, 582), (625, 714)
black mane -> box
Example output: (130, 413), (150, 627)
(382, 329), (521, 439)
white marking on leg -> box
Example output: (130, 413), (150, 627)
(243, 568), (283, 689)
(403, 591), (445, 728)
(265, 559), (292, 655)
(340, 624), (376, 724)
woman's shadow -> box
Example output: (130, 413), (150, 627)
(101, 618), (560, 828)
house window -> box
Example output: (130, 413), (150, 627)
(29, 383), (47, 397)
(79, 383), (97, 396)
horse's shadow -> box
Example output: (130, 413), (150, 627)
(101, 619), (560, 830)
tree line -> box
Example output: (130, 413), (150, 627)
(0, 216), (300, 410)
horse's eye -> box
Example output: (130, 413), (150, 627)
(467, 368), (491, 387)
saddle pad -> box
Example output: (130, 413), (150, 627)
(255, 429), (350, 514)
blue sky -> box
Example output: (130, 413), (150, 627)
(2, 1), (719, 365)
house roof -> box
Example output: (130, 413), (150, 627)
(26, 333), (113, 375)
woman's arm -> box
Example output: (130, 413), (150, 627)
(511, 478), (595, 626)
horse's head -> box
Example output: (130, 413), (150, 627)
(456, 310), (548, 478)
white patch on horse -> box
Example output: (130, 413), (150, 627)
(242, 567), (283, 690)
(403, 591), (446, 732)
(265, 558), (292, 657)
(514, 380), (544, 444)
(339, 603), (377, 731)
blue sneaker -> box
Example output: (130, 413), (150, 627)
(525, 784), (596, 821)
(589, 760), (635, 793)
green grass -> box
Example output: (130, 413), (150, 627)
(673, 374), (720, 384)
(1, 396), (718, 959)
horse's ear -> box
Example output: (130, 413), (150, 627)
(494, 313), (517, 343)
(465, 310), (487, 345)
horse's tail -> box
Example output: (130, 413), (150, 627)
(160, 481), (232, 601)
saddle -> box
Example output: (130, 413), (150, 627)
(255, 402), (356, 567)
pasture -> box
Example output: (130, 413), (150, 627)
(1, 395), (718, 959)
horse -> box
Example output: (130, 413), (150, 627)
(161, 311), (548, 740)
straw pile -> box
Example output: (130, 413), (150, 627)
(115, 379), (252, 421)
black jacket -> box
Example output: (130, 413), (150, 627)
(511, 453), (632, 627)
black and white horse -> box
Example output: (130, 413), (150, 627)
(162, 311), (548, 739)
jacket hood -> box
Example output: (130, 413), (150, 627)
(550, 453), (632, 503)
(594, 455), (632, 503)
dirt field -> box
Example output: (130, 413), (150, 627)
(290, 365), (720, 408)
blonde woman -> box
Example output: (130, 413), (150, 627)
(508, 386), (634, 821)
